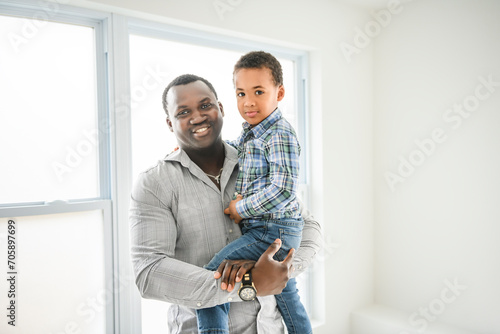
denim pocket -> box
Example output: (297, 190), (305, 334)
(279, 227), (302, 250)
(273, 227), (302, 261)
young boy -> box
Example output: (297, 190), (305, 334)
(196, 51), (312, 334)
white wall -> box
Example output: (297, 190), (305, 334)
(373, 0), (500, 333)
(73, 0), (375, 333)
(75, 0), (500, 333)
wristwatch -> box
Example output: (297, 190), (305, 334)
(238, 271), (257, 301)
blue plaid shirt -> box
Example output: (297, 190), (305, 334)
(232, 108), (301, 221)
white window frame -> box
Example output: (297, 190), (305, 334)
(0, 1), (120, 332)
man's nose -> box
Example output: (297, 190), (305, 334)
(189, 110), (207, 124)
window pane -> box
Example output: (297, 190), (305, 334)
(129, 34), (297, 178)
(0, 210), (106, 333)
(129, 34), (308, 331)
(142, 299), (170, 333)
(0, 15), (99, 204)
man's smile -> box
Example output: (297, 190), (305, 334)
(193, 125), (210, 134)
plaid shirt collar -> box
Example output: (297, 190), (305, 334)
(242, 108), (282, 139)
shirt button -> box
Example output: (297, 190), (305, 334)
(197, 302), (201, 307)
(229, 229), (233, 233)
(228, 297), (233, 302)
(239, 167), (243, 171)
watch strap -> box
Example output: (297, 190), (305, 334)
(241, 271), (252, 286)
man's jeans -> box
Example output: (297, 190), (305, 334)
(196, 219), (312, 334)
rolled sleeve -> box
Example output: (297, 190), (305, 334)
(290, 200), (322, 278)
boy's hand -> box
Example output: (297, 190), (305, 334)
(224, 194), (243, 224)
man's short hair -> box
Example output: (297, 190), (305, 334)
(162, 74), (218, 118)
(233, 51), (283, 86)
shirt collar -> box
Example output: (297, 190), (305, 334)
(163, 142), (238, 193)
(242, 108), (282, 139)
(164, 141), (238, 167)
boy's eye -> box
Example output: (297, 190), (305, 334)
(237, 92), (245, 97)
(255, 90), (264, 95)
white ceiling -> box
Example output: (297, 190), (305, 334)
(335, 0), (414, 10)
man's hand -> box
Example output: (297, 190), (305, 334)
(252, 239), (295, 296)
(224, 194), (243, 224)
(214, 259), (256, 292)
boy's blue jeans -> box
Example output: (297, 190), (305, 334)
(196, 219), (312, 334)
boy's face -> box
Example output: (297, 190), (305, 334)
(234, 67), (284, 126)
(166, 80), (224, 151)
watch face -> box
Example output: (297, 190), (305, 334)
(239, 287), (256, 301)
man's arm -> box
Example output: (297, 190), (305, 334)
(129, 171), (241, 309)
(290, 199), (322, 278)
(129, 170), (298, 307)
(217, 201), (322, 288)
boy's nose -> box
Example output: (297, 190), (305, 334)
(244, 98), (255, 107)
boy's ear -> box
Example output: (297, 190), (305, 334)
(277, 85), (285, 102)
(166, 116), (174, 132)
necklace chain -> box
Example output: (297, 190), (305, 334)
(205, 168), (223, 184)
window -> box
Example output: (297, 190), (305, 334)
(128, 22), (309, 333)
(0, 15), (100, 204)
(0, 211), (107, 333)
(0, 6), (114, 334)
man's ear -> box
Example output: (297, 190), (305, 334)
(166, 116), (173, 132)
(277, 85), (285, 102)
(218, 101), (224, 117)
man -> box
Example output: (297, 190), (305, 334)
(129, 74), (321, 333)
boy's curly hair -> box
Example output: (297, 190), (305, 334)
(233, 51), (283, 86)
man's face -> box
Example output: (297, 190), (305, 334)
(234, 67), (284, 126)
(166, 80), (224, 151)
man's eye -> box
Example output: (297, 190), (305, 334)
(201, 103), (212, 109)
(176, 110), (189, 117)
